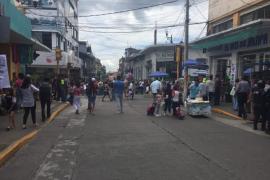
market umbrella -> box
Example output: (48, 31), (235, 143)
(149, 71), (168, 77)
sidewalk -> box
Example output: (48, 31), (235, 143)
(0, 101), (62, 152)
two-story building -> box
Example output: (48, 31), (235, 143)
(18, 0), (81, 79)
(193, 0), (270, 83)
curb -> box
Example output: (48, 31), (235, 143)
(212, 108), (242, 120)
(0, 103), (70, 167)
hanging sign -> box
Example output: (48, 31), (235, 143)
(0, 55), (11, 89)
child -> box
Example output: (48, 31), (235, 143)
(73, 82), (81, 114)
(154, 91), (163, 117)
(5, 88), (17, 131)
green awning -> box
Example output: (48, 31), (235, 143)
(191, 27), (258, 49)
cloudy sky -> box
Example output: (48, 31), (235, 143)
(78, 0), (208, 72)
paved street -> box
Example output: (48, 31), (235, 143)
(0, 95), (270, 180)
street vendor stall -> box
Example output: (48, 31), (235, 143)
(186, 97), (211, 116)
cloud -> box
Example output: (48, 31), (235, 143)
(78, 0), (209, 72)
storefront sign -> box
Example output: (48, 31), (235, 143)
(0, 55), (11, 89)
(208, 33), (269, 52)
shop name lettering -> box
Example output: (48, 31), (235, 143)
(208, 33), (268, 52)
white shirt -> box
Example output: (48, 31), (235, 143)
(150, 80), (161, 94)
(206, 80), (215, 93)
(173, 90), (180, 102)
(129, 83), (134, 90)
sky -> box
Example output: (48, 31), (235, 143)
(78, 0), (209, 72)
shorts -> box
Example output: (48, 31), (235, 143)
(89, 96), (96, 103)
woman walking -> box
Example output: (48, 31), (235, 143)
(21, 76), (39, 129)
(87, 78), (98, 114)
(163, 83), (172, 115)
(73, 82), (81, 114)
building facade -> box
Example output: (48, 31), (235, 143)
(120, 44), (206, 81)
(193, 0), (270, 83)
(18, 0), (81, 79)
(0, 0), (49, 82)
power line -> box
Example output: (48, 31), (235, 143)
(26, 0), (180, 18)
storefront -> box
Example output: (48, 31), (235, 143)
(192, 19), (270, 83)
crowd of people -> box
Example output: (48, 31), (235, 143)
(1, 73), (269, 134)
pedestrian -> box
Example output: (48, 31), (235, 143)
(154, 91), (162, 117)
(139, 80), (144, 94)
(4, 88), (17, 131)
(264, 82), (270, 134)
(199, 77), (208, 101)
(236, 76), (250, 119)
(214, 75), (221, 105)
(189, 78), (200, 99)
(206, 75), (215, 104)
(21, 76), (39, 129)
(128, 81), (134, 100)
(15, 73), (24, 109)
(102, 82), (111, 102)
(251, 80), (266, 130)
(73, 82), (81, 114)
(230, 79), (239, 111)
(67, 82), (74, 105)
(163, 82), (172, 115)
(87, 78), (98, 114)
(39, 77), (52, 122)
(113, 75), (125, 113)
(172, 86), (180, 116)
(150, 78), (162, 104)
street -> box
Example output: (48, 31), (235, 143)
(0, 95), (269, 180)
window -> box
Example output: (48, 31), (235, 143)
(212, 19), (233, 34)
(42, 32), (52, 49)
(240, 4), (270, 24)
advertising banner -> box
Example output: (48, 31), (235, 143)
(0, 54), (11, 89)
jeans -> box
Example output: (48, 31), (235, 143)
(253, 105), (266, 130)
(115, 94), (123, 113)
(208, 92), (214, 105)
(23, 106), (36, 125)
(172, 101), (179, 115)
(164, 99), (172, 113)
(214, 91), (220, 105)
(40, 99), (51, 121)
(237, 92), (248, 118)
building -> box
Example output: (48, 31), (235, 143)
(192, 0), (270, 83)
(0, 0), (49, 81)
(18, 0), (81, 79)
(79, 41), (97, 80)
(120, 44), (205, 80)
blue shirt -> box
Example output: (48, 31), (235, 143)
(114, 80), (125, 95)
(189, 84), (199, 99)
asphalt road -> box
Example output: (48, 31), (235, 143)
(0, 95), (269, 180)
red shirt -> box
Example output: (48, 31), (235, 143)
(15, 79), (23, 88)
(73, 87), (81, 96)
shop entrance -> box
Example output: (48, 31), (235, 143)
(216, 58), (231, 80)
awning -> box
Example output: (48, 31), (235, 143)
(191, 19), (270, 50)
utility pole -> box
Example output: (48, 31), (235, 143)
(184, 0), (190, 99)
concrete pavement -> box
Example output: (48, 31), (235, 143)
(0, 96), (269, 180)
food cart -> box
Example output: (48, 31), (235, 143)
(186, 98), (211, 116)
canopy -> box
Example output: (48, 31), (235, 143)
(183, 59), (209, 70)
(149, 71), (168, 77)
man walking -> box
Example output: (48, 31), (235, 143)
(113, 75), (125, 113)
(39, 77), (52, 122)
(236, 77), (250, 119)
(150, 78), (161, 104)
(206, 75), (215, 104)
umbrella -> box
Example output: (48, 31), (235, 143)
(149, 71), (168, 77)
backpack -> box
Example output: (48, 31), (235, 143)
(147, 104), (155, 116)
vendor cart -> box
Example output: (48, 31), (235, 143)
(186, 99), (211, 116)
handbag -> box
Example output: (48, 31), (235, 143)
(230, 87), (236, 96)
